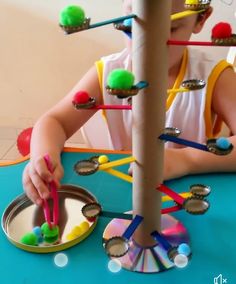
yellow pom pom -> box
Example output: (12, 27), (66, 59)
(98, 155), (109, 164)
(66, 233), (77, 241)
(79, 221), (90, 233)
(71, 226), (83, 237)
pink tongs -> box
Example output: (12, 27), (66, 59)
(42, 154), (59, 228)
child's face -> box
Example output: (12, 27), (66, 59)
(123, 0), (211, 73)
(169, 0), (200, 73)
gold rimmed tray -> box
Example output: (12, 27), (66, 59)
(1, 184), (98, 253)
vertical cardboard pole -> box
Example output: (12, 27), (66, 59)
(132, 0), (171, 246)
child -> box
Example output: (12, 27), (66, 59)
(23, 0), (236, 206)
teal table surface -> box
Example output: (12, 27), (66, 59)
(0, 150), (235, 284)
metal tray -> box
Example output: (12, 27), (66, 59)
(1, 184), (98, 253)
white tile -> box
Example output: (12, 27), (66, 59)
(0, 127), (17, 140)
(2, 143), (21, 160)
(67, 130), (86, 144)
(65, 142), (88, 149)
(0, 159), (14, 164)
(0, 140), (16, 159)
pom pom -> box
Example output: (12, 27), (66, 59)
(66, 233), (78, 241)
(41, 222), (59, 243)
(66, 222), (90, 242)
(79, 221), (90, 233)
(107, 69), (135, 90)
(32, 226), (42, 237)
(32, 226), (44, 243)
(98, 155), (109, 164)
(71, 226), (83, 237)
(123, 18), (132, 27)
(178, 243), (191, 256)
(216, 137), (231, 150)
(41, 222), (59, 238)
(73, 91), (90, 104)
(17, 127), (33, 156)
(59, 5), (85, 27)
(20, 232), (38, 246)
(212, 22), (232, 39)
(44, 235), (59, 244)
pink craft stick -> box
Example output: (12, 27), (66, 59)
(92, 105), (132, 110)
(43, 154), (59, 226)
(42, 199), (52, 228)
(167, 40), (236, 47)
(157, 184), (185, 205)
(161, 204), (182, 214)
(51, 180), (59, 225)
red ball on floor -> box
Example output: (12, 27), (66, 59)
(17, 127), (33, 156)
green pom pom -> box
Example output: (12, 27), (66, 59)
(59, 5), (85, 27)
(44, 235), (59, 244)
(20, 232), (38, 246)
(107, 69), (135, 90)
(41, 222), (59, 238)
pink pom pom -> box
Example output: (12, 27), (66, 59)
(212, 22), (232, 39)
(73, 91), (90, 104)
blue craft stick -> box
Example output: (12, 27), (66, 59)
(123, 31), (132, 39)
(100, 211), (133, 220)
(122, 215), (143, 240)
(135, 81), (149, 90)
(159, 134), (209, 151)
(89, 14), (136, 29)
(151, 230), (172, 251)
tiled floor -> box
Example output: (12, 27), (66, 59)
(0, 127), (87, 163)
(0, 124), (230, 163)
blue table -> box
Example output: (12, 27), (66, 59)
(0, 149), (235, 284)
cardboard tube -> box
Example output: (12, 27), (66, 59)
(132, 0), (171, 246)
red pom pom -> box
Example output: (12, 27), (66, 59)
(212, 22), (232, 39)
(73, 91), (90, 104)
(17, 127), (33, 156)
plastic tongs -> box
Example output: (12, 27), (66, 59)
(42, 154), (59, 228)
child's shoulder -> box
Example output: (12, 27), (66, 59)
(100, 48), (130, 64)
(188, 47), (219, 65)
(187, 47), (232, 79)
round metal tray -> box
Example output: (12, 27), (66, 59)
(1, 184), (98, 253)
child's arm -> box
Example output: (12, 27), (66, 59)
(23, 66), (102, 205)
(164, 67), (236, 180)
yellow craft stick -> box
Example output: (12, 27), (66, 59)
(99, 156), (135, 170)
(171, 9), (205, 21)
(167, 87), (189, 94)
(102, 165), (192, 202)
(104, 168), (133, 183)
(162, 192), (191, 202)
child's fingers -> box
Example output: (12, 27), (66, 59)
(53, 164), (64, 187)
(26, 182), (43, 206)
(34, 157), (53, 183)
(29, 168), (51, 199)
(23, 167), (43, 205)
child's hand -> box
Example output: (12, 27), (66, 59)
(128, 148), (189, 180)
(164, 148), (191, 181)
(128, 148), (190, 180)
(22, 156), (64, 206)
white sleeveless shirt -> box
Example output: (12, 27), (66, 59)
(91, 48), (232, 150)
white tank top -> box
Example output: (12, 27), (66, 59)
(91, 48), (232, 150)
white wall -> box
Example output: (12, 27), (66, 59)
(0, 0), (235, 130)
(192, 0), (236, 58)
(0, 0), (124, 129)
